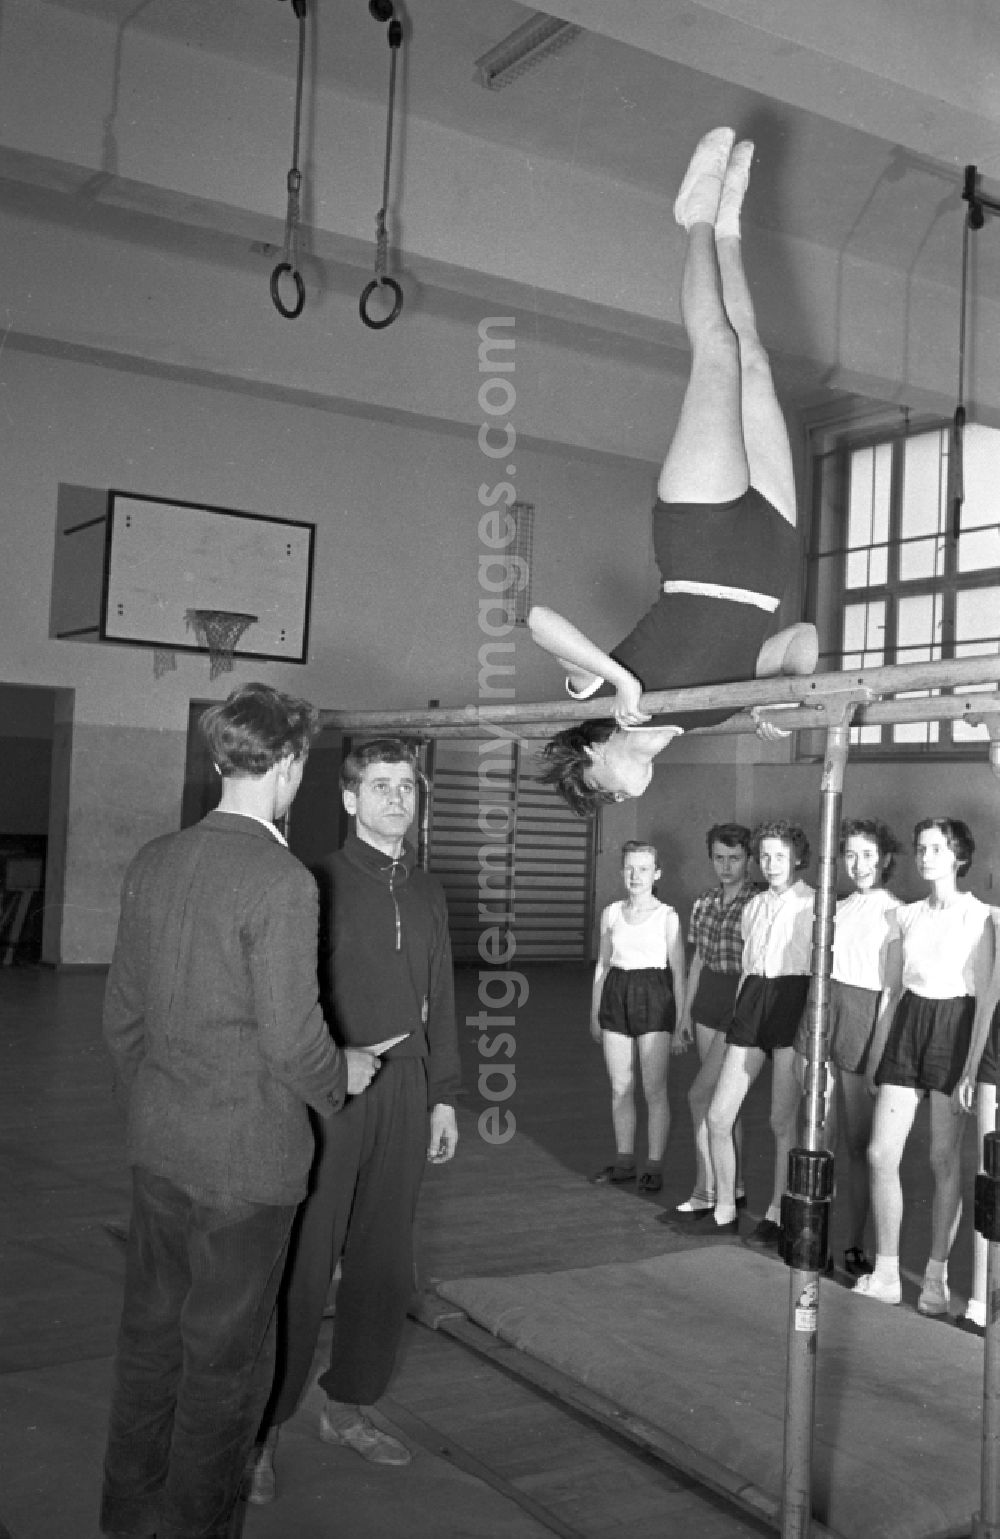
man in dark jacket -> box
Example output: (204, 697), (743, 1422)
(99, 683), (377, 1539)
(249, 736), (460, 1500)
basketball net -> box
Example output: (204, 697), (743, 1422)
(185, 610), (258, 681)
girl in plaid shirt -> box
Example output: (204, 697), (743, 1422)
(661, 824), (760, 1227)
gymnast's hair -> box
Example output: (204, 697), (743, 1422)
(752, 819), (810, 871)
(200, 682), (318, 777)
(913, 816), (975, 878)
(706, 823), (752, 857)
(840, 817), (899, 882)
(538, 719), (618, 818)
(340, 736), (419, 793)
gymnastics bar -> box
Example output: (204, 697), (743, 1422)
(324, 690), (1000, 746)
(326, 649), (1000, 733)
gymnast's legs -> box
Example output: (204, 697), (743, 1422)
(660, 130), (815, 678)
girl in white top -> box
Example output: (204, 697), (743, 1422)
(854, 818), (994, 1316)
(706, 821), (815, 1247)
(590, 842), (686, 1194)
(794, 819), (902, 1277)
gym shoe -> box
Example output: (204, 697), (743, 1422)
(246, 1440), (276, 1505)
(852, 1272), (901, 1305)
(743, 1218), (783, 1252)
(637, 1171), (663, 1194)
(319, 1403), (411, 1466)
(843, 1246), (875, 1278)
(673, 127), (735, 229)
(917, 1272), (950, 1317)
(589, 1163), (636, 1185)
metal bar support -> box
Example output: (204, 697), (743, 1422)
(975, 1128), (1000, 1538)
(780, 692), (867, 1539)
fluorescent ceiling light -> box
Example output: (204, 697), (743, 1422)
(474, 13), (582, 90)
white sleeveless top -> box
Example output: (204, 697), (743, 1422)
(605, 900), (672, 970)
(897, 892), (991, 998)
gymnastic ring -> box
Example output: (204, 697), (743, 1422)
(359, 276), (403, 330)
(270, 262), (306, 319)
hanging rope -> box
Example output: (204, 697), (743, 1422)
(359, 10), (404, 330)
(950, 181), (974, 539)
(270, 0), (308, 319)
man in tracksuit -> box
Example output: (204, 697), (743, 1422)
(249, 736), (460, 1500)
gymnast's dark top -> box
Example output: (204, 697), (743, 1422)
(570, 489), (799, 730)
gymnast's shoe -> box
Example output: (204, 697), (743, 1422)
(589, 1162), (637, 1185)
(673, 126), (735, 230)
(843, 1246), (874, 1278)
(916, 1271), (950, 1318)
(743, 1218), (783, 1252)
(715, 137), (754, 240)
(852, 1272), (901, 1306)
(319, 1400), (411, 1466)
(670, 1197), (715, 1221)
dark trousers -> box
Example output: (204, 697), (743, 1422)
(264, 1058), (427, 1425)
(100, 1166), (295, 1539)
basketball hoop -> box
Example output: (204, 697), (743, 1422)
(185, 610), (258, 680)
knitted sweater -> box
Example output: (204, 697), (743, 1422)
(314, 831), (461, 1109)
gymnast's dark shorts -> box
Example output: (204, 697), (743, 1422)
(977, 999), (1000, 1087)
(793, 979), (880, 1076)
(586, 490), (799, 732)
(727, 974), (809, 1054)
(599, 966), (676, 1038)
(690, 965), (740, 1032)
(875, 990), (974, 1096)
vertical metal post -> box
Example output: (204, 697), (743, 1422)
(780, 704), (861, 1539)
(974, 1128), (1000, 1539)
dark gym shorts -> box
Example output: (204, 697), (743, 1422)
(599, 966), (676, 1038)
(875, 990), (974, 1096)
(727, 973), (809, 1054)
(977, 999), (1000, 1087)
(690, 965), (740, 1032)
(793, 979), (880, 1076)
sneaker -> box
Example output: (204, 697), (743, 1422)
(246, 1440), (276, 1505)
(843, 1246), (875, 1278)
(917, 1272), (950, 1318)
(852, 1272), (901, 1305)
(743, 1218), (783, 1252)
(672, 1199), (714, 1221)
(589, 1163), (636, 1185)
(319, 1403), (411, 1466)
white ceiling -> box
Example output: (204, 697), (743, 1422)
(4, 0), (1000, 433)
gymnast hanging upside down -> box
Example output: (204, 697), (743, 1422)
(529, 128), (818, 816)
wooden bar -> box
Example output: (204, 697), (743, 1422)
(324, 687), (1000, 740)
(323, 652), (1000, 733)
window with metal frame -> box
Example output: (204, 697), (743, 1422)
(806, 417), (1000, 755)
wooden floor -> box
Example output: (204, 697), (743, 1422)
(0, 962), (982, 1538)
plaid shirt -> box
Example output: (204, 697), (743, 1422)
(687, 880), (761, 975)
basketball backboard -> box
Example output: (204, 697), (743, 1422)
(99, 491), (314, 663)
